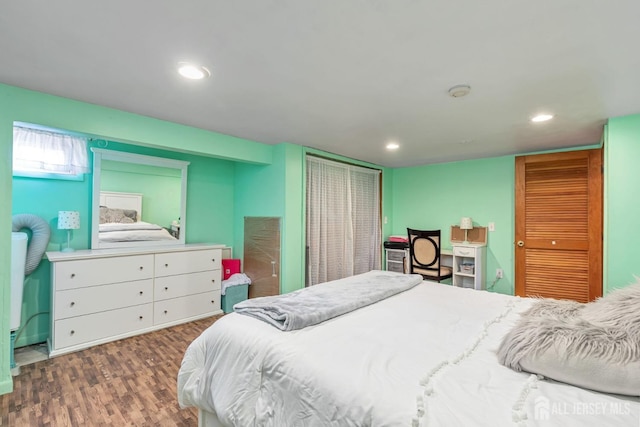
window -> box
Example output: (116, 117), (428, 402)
(13, 125), (90, 180)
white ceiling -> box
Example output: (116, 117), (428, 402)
(1, 1), (639, 167)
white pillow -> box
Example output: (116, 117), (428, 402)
(498, 283), (640, 396)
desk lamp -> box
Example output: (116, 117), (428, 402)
(58, 211), (80, 252)
(460, 217), (473, 244)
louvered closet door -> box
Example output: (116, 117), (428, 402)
(515, 149), (602, 302)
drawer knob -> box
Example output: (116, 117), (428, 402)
(165, 263), (169, 267)
(212, 258), (215, 262)
(70, 301), (75, 307)
(139, 266), (144, 270)
(211, 279), (215, 283)
(164, 286), (168, 291)
(70, 273), (76, 278)
(211, 300), (215, 304)
(139, 316), (143, 320)
(70, 330), (75, 335)
(139, 291), (143, 295)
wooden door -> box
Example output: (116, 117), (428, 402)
(515, 149), (602, 302)
(244, 217), (281, 298)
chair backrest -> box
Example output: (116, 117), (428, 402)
(407, 228), (442, 273)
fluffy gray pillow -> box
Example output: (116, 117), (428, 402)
(498, 283), (640, 396)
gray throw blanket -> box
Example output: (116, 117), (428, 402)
(234, 270), (423, 331)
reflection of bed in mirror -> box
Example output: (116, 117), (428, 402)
(91, 148), (189, 249)
(98, 191), (177, 243)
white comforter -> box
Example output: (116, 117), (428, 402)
(178, 279), (640, 426)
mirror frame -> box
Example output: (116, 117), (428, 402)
(91, 148), (189, 249)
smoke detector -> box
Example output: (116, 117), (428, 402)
(448, 85), (471, 98)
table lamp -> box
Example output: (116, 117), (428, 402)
(460, 217), (473, 244)
(58, 211), (80, 252)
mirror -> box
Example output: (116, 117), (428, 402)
(91, 148), (189, 249)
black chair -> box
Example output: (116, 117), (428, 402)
(407, 228), (452, 282)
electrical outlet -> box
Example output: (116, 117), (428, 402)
(496, 268), (503, 279)
(488, 222), (495, 232)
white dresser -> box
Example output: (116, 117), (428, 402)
(46, 244), (224, 357)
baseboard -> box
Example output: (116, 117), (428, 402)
(0, 375), (13, 395)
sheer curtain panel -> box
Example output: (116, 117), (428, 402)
(13, 126), (90, 176)
(306, 156), (381, 286)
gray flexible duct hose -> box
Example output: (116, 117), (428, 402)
(12, 214), (51, 276)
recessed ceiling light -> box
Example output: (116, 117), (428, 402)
(386, 142), (400, 150)
(448, 84), (471, 98)
(177, 62), (211, 80)
(531, 114), (554, 122)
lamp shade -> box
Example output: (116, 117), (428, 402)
(460, 217), (473, 230)
(58, 211), (80, 230)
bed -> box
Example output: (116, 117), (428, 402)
(98, 191), (176, 243)
(177, 270), (640, 426)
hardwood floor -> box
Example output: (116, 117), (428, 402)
(1, 315), (222, 426)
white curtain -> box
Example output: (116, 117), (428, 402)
(13, 126), (90, 175)
(306, 156), (381, 286)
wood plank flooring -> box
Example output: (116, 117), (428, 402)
(1, 315), (222, 426)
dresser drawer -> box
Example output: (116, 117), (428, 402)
(154, 291), (220, 326)
(453, 246), (476, 257)
(54, 255), (154, 290)
(154, 270), (221, 301)
(55, 279), (153, 320)
(155, 249), (221, 277)
(53, 303), (153, 350)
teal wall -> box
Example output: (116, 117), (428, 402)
(604, 114), (640, 292)
(233, 143), (306, 294)
(391, 156), (515, 294)
(13, 176), (92, 252)
(0, 101), (11, 394)
(281, 144), (306, 294)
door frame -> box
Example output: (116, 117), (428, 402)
(515, 149), (603, 301)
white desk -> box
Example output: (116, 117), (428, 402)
(385, 243), (485, 290)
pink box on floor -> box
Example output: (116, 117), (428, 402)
(222, 259), (241, 280)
